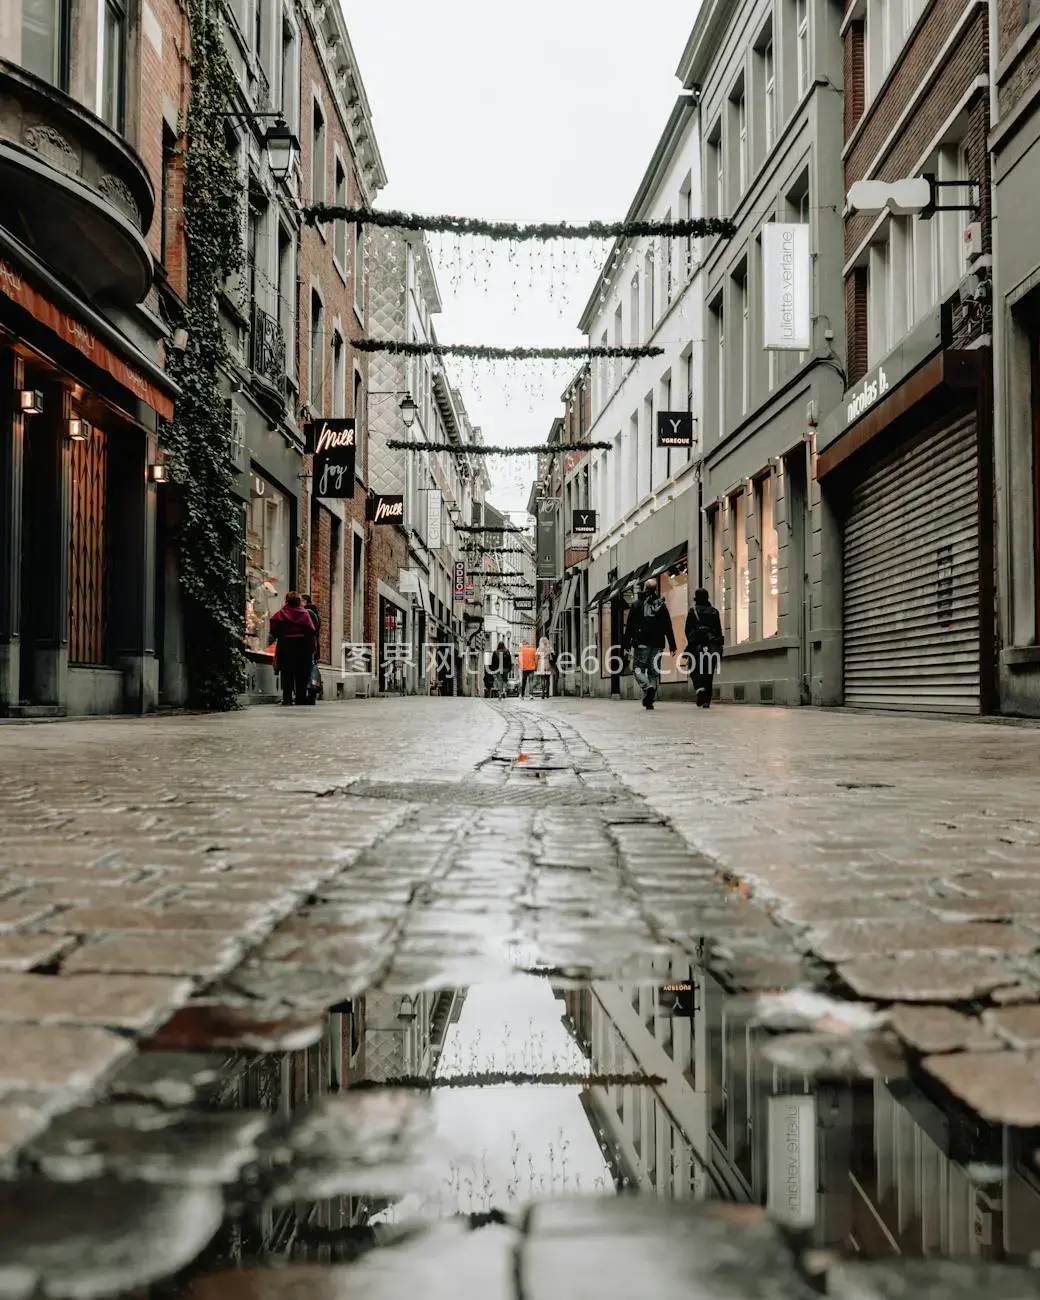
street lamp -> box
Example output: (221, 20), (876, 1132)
(399, 394), (417, 428)
(263, 119), (299, 182)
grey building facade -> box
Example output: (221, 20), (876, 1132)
(682, 0), (846, 707)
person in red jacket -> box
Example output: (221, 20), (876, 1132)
(270, 592), (318, 706)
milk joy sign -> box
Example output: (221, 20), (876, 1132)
(304, 419), (356, 499)
(762, 224), (811, 351)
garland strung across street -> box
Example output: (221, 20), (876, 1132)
(456, 524), (526, 533)
(303, 204), (736, 243)
(354, 340), (663, 360)
(388, 439), (613, 455)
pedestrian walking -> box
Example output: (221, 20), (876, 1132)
(685, 587), (724, 708)
(518, 641), (537, 697)
(301, 594), (323, 702)
(270, 592), (318, 707)
(489, 642), (512, 698)
(623, 578), (677, 710)
(535, 636), (554, 699)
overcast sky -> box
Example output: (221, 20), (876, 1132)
(343, 1), (699, 515)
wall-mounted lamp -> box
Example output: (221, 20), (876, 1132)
(170, 328), (188, 351)
(150, 462), (168, 483)
(68, 418), (89, 442)
(399, 394), (417, 428)
(19, 390), (44, 415)
(264, 118), (299, 182)
(397, 994), (417, 1021)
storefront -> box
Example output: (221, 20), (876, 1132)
(377, 588), (408, 694)
(0, 234), (177, 716)
(244, 466), (294, 656)
(817, 307), (994, 714)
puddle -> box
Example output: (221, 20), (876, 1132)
(7, 960), (1040, 1295)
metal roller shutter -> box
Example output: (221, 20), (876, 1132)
(843, 413), (979, 713)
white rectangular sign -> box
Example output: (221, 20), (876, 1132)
(762, 223), (811, 351)
(427, 491), (442, 550)
(767, 1095), (817, 1228)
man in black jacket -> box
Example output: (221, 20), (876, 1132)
(623, 578), (677, 710)
(685, 587), (724, 708)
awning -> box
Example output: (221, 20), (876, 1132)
(549, 575), (578, 638)
(588, 584), (612, 608)
(645, 543), (688, 580)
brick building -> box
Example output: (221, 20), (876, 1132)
(1, 0), (183, 715)
(815, 0), (994, 713)
(990, 0), (1040, 715)
(294, 0), (390, 697)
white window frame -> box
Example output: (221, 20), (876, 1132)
(739, 271), (750, 415)
(796, 0), (810, 97)
(764, 39), (776, 151)
(737, 90), (748, 195)
(332, 150), (347, 279)
(311, 92), (326, 214)
(331, 326), (345, 418)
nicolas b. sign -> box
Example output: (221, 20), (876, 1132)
(304, 419), (356, 499)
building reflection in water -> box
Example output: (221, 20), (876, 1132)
(189, 957), (1040, 1271)
(561, 952), (1040, 1261)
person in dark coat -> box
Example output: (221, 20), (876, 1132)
(270, 592), (318, 706)
(302, 594), (321, 639)
(685, 587), (724, 708)
(488, 642), (512, 698)
(623, 578), (677, 710)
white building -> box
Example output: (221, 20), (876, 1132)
(579, 96), (705, 700)
(368, 231), (481, 692)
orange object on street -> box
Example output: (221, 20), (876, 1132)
(519, 643), (536, 672)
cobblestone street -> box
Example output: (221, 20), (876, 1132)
(6, 699), (1040, 1297)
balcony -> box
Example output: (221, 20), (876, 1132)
(249, 301), (286, 419)
(0, 60), (154, 307)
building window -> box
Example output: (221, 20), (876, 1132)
(664, 209), (674, 306)
(22, 0), (69, 90)
(759, 474), (779, 638)
(280, 17), (298, 130)
(354, 224), (365, 318)
(332, 331), (345, 417)
(763, 39), (776, 150)
(614, 303), (624, 389)
(680, 176), (695, 278)
(738, 269), (750, 414)
(711, 294), (726, 438)
(101, 0), (128, 134)
(734, 490), (750, 643)
(309, 289), (324, 409)
(311, 99), (326, 205)
(736, 86), (748, 195)
(796, 0), (810, 97)
(708, 119), (724, 218)
(277, 225), (294, 378)
(245, 468), (292, 654)
(866, 0), (925, 102)
(160, 125), (176, 268)
(644, 250), (655, 333)
(333, 158), (347, 272)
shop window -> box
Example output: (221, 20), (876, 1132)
(244, 469), (291, 654)
(22, 0), (70, 90)
(759, 474), (779, 638)
(711, 507), (726, 634)
(659, 562), (689, 683)
(734, 490), (750, 643)
(101, 0), (128, 134)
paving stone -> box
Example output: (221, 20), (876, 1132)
(45, 906), (267, 934)
(921, 1051), (1040, 1126)
(520, 1196), (814, 1300)
(887, 1005), (1001, 1054)
(982, 1003), (1040, 1049)
(0, 934), (78, 973)
(825, 1259), (1040, 1299)
(807, 921), (1039, 963)
(0, 1178), (224, 1299)
(838, 955), (1015, 1002)
(0, 1023), (131, 1096)
(61, 933), (246, 979)
(0, 973), (192, 1031)
(0, 1105), (50, 1167)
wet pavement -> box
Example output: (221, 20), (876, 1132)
(5, 698), (1040, 1294)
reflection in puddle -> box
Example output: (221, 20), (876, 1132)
(11, 957), (1040, 1295)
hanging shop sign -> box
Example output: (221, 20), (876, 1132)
(452, 561), (466, 598)
(304, 419), (356, 499)
(427, 491), (443, 549)
(767, 1095), (817, 1228)
(656, 412), (694, 448)
(367, 494), (404, 524)
(573, 509), (597, 534)
(513, 597), (534, 612)
(762, 223), (811, 351)
(536, 498), (560, 580)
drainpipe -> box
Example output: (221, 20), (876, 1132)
(987, 0), (1008, 696)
